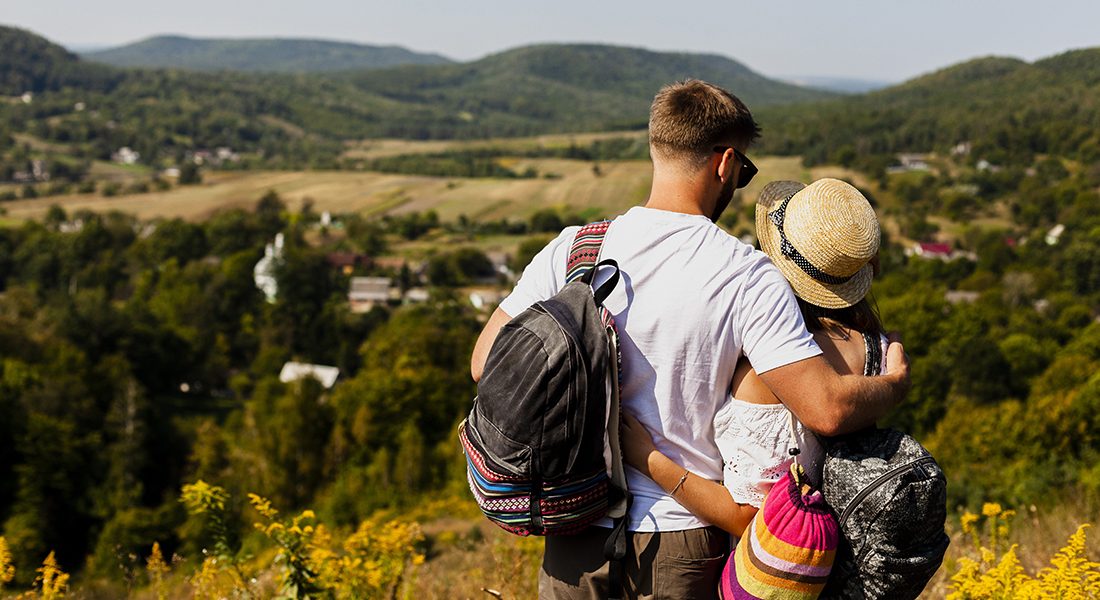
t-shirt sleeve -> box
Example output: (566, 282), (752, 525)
(497, 226), (579, 317)
(737, 260), (822, 374)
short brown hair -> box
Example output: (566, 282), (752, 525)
(648, 79), (760, 166)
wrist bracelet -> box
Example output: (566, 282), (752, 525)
(670, 470), (689, 496)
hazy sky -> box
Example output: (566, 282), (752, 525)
(7, 0), (1099, 82)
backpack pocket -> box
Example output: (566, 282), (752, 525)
(467, 400), (533, 478)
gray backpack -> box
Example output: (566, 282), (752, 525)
(819, 334), (950, 599)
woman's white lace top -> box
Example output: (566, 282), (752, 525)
(712, 399), (824, 507)
(713, 333), (888, 507)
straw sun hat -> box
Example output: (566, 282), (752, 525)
(755, 178), (880, 309)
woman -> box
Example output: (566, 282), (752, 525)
(622, 178), (889, 538)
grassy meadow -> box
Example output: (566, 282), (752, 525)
(1, 146), (816, 226)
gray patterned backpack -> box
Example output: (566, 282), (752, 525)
(819, 333), (950, 599)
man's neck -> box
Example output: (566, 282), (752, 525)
(644, 169), (712, 218)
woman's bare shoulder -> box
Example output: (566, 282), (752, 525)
(811, 325), (867, 376)
(731, 359), (780, 405)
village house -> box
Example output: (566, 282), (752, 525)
(468, 289), (506, 312)
(976, 159), (1002, 173)
(404, 288), (430, 304)
(887, 153), (930, 173)
(906, 242), (953, 261)
(1046, 224), (1065, 246)
(951, 142), (972, 156)
(326, 252), (372, 276)
(348, 276), (393, 313)
(485, 251), (515, 281)
(906, 242), (977, 262)
(279, 361), (340, 389)
(945, 290), (980, 304)
(112, 147), (141, 165)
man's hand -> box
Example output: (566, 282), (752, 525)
(758, 332), (911, 436)
(884, 331), (911, 395)
(471, 308), (512, 382)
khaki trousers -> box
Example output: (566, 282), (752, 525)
(538, 526), (729, 600)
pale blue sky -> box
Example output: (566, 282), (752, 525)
(7, 0), (1099, 82)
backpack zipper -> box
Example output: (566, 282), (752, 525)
(838, 456), (936, 526)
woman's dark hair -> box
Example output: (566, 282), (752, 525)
(796, 295), (884, 337)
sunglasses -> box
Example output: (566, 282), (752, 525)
(713, 146), (758, 189)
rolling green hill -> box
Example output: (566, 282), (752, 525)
(83, 35), (453, 72)
(756, 49), (1100, 168)
(0, 25), (120, 94)
(0, 25), (835, 169)
(9, 19), (1100, 177)
(345, 44), (834, 137)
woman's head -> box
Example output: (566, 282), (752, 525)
(755, 178), (883, 333)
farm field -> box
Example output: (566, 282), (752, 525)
(340, 130), (649, 161)
(1, 153), (817, 225)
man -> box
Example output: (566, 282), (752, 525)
(470, 80), (910, 599)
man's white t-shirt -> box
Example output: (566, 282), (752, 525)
(498, 206), (821, 532)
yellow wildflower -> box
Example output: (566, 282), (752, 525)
(35, 551), (69, 600)
(961, 512), (980, 534)
(0, 536), (14, 585)
(950, 517), (1100, 598)
(247, 493), (279, 520)
(146, 542), (170, 600)
(981, 502), (1003, 518)
(180, 480), (229, 515)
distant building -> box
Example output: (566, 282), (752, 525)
(906, 242), (977, 262)
(161, 167), (181, 178)
(469, 289), (506, 312)
(112, 147), (141, 165)
(215, 147), (240, 162)
(888, 153), (930, 173)
(30, 160), (49, 182)
(326, 252), (371, 275)
(254, 233), (285, 303)
(279, 362), (340, 389)
(20, 92), (32, 104)
(348, 276), (392, 313)
(1046, 224), (1066, 246)
(951, 142), (972, 156)
(907, 242), (953, 260)
(404, 288), (430, 303)
(945, 290), (980, 304)
(485, 251), (514, 280)
(12, 160), (50, 183)
(976, 159), (1002, 173)
(58, 219), (85, 234)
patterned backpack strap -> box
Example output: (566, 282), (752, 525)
(565, 220), (631, 600)
(565, 220), (612, 283)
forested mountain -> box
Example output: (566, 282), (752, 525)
(5, 22), (1100, 177)
(0, 25), (834, 170)
(343, 44), (834, 137)
(83, 35), (453, 72)
(0, 25), (120, 94)
(757, 48), (1100, 169)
